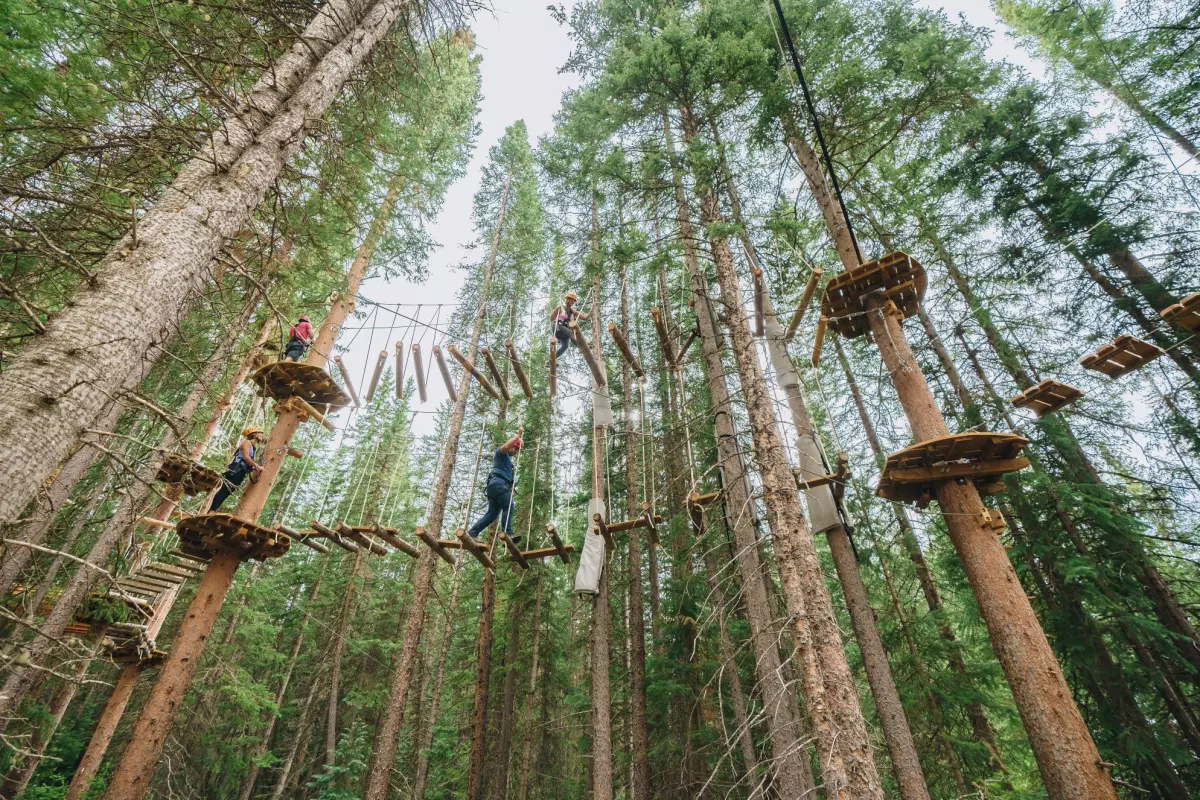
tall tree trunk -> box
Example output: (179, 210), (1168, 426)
(663, 112), (815, 798)
(517, 577), (544, 800)
(325, 551), (362, 768)
(685, 106), (881, 798)
(268, 672), (325, 800)
(466, 530), (500, 800)
(0, 0), (391, 524)
(412, 563), (464, 799)
(362, 174), (512, 800)
(494, 603), (523, 799)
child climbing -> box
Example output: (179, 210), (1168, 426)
(466, 428), (524, 543)
(284, 315), (314, 361)
(551, 292), (590, 358)
(209, 427), (266, 511)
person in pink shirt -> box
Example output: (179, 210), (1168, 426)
(550, 292), (589, 358)
(284, 315), (314, 361)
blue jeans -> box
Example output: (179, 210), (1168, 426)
(467, 479), (513, 538)
(555, 326), (573, 358)
(284, 339), (307, 361)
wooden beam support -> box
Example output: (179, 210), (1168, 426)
(457, 528), (494, 569)
(786, 267), (824, 341)
(517, 545), (577, 561)
(677, 328), (698, 363)
(570, 321), (606, 387)
(447, 345), (500, 400)
(432, 345), (457, 401)
(412, 344), (427, 403)
(293, 397), (335, 433)
(640, 502), (659, 546)
(594, 514), (614, 549)
(277, 524), (330, 554)
(651, 307), (676, 366)
(752, 268), (765, 337)
(885, 457), (1030, 485)
(416, 526), (455, 565)
(688, 490), (722, 507)
(607, 323), (644, 378)
(506, 339), (534, 400)
(548, 336), (557, 397)
(311, 520), (359, 553)
(334, 356), (361, 407)
(547, 524), (571, 564)
(811, 316), (827, 368)
(606, 515), (663, 534)
(338, 522), (388, 556)
(395, 340), (405, 399)
(365, 350), (387, 404)
(502, 533), (529, 570)
(481, 347), (511, 403)
(166, 549), (210, 567)
(138, 517), (176, 530)
(367, 525), (420, 559)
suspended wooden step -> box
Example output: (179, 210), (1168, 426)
(309, 520), (359, 553)
(448, 345), (500, 400)
(416, 525), (462, 565)
(820, 251), (927, 338)
(1161, 292), (1200, 332)
(506, 339), (534, 400)
(641, 502), (660, 546)
(677, 328), (699, 363)
(1079, 335), (1164, 378)
(876, 432), (1030, 508)
(144, 563), (198, 581)
(251, 361), (350, 412)
(608, 323), (644, 378)
(501, 534), (529, 570)
(337, 522), (388, 556)
(593, 512), (663, 549)
(175, 513), (291, 562)
(546, 524), (573, 564)
(570, 321), (607, 387)
(651, 307), (676, 367)
(365, 350), (388, 404)
(1010, 379), (1084, 417)
(456, 528), (494, 569)
(412, 344), (428, 403)
(353, 524), (420, 558)
(793, 452), (850, 493)
(333, 356), (362, 408)
(433, 345), (457, 400)
(786, 268), (824, 341)
(687, 490), (723, 507)
(155, 454), (222, 496)
(275, 524), (331, 554)
(481, 347), (511, 403)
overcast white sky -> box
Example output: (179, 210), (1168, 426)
(346, 0), (1033, 435)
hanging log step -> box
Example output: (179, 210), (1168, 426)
(515, 544), (577, 562)
(276, 524), (331, 554)
(481, 347), (511, 403)
(570, 321), (607, 387)
(650, 307), (676, 367)
(337, 522), (388, 556)
(1079, 335), (1165, 378)
(677, 328), (698, 363)
(1161, 291), (1200, 332)
(365, 350), (388, 404)
(640, 502), (659, 546)
(1010, 379), (1084, 417)
(416, 526), (460, 565)
(506, 339), (534, 400)
(251, 361), (349, 409)
(334, 356), (361, 408)
(176, 514), (291, 562)
(155, 454), (222, 496)
(547, 524), (572, 564)
(395, 340), (405, 398)
(412, 344), (428, 403)
(357, 525), (420, 558)
(876, 432), (1030, 507)
(457, 528), (494, 569)
(310, 520), (359, 553)
(433, 345), (457, 400)
(786, 267), (823, 341)
(447, 345), (499, 400)
(501, 533), (529, 570)
(608, 323), (644, 378)
(820, 251), (926, 338)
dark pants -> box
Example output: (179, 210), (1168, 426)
(210, 463), (250, 511)
(467, 479), (514, 538)
(555, 326), (573, 358)
(284, 339), (307, 362)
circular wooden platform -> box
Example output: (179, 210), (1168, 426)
(820, 251), (927, 338)
(156, 453), (222, 496)
(251, 361), (350, 409)
(876, 432), (1030, 506)
(175, 513), (291, 561)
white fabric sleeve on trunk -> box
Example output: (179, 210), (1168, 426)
(573, 497), (607, 595)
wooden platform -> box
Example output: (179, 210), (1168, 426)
(1079, 335), (1164, 378)
(876, 433), (1030, 506)
(175, 513), (291, 562)
(1162, 292), (1200, 332)
(251, 361), (350, 409)
(1010, 379), (1084, 417)
(155, 454), (222, 496)
(819, 251), (927, 338)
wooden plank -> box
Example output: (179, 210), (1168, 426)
(416, 526), (455, 566)
(786, 268), (823, 341)
(447, 345), (499, 400)
(144, 563), (196, 580)
(457, 529), (494, 569)
(139, 569), (184, 585)
(412, 343), (427, 403)
(506, 339), (534, 400)
(365, 350), (388, 404)
(1161, 292), (1200, 332)
(607, 323), (644, 378)
(432, 345), (458, 401)
(166, 549), (210, 567)
(481, 347), (511, 403)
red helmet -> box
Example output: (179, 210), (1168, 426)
(299, 315), (310, 322)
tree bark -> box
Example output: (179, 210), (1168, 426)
(663, 113), (815, 798)
(517, 576), (544, 800)
(361, 174), (512, 800)
(466, 530), (500, 800)
(412, 563), (464, 799)
(268, 670), (324, 800)
(494, 601), (523, 799)
(0, 0), (387, 524)
(325, 551), (362, 768)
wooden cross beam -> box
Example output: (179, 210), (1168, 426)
(516, 545), (577, 561)
(481, 347), (511, 403)
(432, 345), (457, 401)
(448, 345), (500, 400)
(412, 344), (428, 403)
(608, 323), (644, 378)
(506, 339), (534, 400)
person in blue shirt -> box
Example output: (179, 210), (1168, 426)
(466, 428), (524, 543)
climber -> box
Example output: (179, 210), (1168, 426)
(466, 428), (524, 543)
(284, 315), (314, 361)
(550, 292), (590, 359)
(209, 427), (266, 512)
